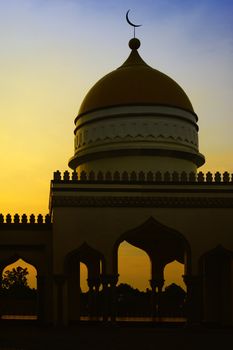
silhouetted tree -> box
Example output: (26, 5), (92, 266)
(161, 283), (186, 316)
(1, 266), (36, 299)
(2, 266), (29, 290)
(116, 283), (150, 316)
(0, 266), (37, 316)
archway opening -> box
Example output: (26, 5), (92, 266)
(117, 241), (151, 318)
(80, 262), (88, 293)
(162, 260), (186, 319)
(199, 245), (233, 325)
(164, 260), (185, 290)
(114, 217), (190, 323)
(0, 258), (37, 320)
(65, 243), (104, 322)
(80, 262), (88, 318)
(118, 241), (150, 291)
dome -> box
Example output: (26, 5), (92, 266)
(69, 38), (205, 173)
(78, 38), (194, 117)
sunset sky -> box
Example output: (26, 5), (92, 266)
(0, 0), (233, 290)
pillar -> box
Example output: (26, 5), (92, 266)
(101, 274), (118, 322)
(53, 274), (67, 326)
(36, 275), (45, 323)
(67, 263), (80, 323)
(202, 248), (233, 326)
(87, 277), (101, 319)
(150, 257), (165, 319)
(149, 278), (164, 319)
(0, 269), (3, 318)
(183, 274), (202, 326)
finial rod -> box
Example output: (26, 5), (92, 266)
(126, 9), (142, 38)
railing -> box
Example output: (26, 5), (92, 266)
(0, 214), (51, 225)
(52, 170), (233, 184)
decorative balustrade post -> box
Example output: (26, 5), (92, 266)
(0, 214), (4, 224)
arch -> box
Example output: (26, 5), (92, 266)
(163, 260), (186, 290)
(199, 244), (233, 263)
(113, 216), (191, 320)
(113, 216), (191, 276)
(0, 250), (51, 323)
(64, 242), (106, 322)
(0, 257), (38, 320)
(2, 258), (37, 289)
(199, 245), (233, 326)
(80, 262), (89, 293)
(0, 254), (39, 274)
(118, 241), (150, 291)
(64, 242), (106, 277)
(0, 248), (48, 278)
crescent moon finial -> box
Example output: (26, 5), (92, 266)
(126, 9), (142, 38)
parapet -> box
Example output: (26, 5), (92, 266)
(0, 213), (51, 225)
(52, 170), (233, 184)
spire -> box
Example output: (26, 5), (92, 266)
(126, 9), (142, 38)
(118, 38), (149, 69)
(129, 37), (141, 50)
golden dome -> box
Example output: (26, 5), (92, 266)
(78, 38), (194, 116)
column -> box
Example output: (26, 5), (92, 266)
(67, 264), (80, 323)
(183, 274), (202, 326)
(36, 275), (45, 323)
(150, 257), (165, 320)
(149, 278), (164, 319)
(87, 278), (95, 319)
(0, 270), (3, 318)
(101, 276), (109, 322)
(87, 277), (101, 319)
(101, 274), (118, 322)
(53, 274), (66, 326)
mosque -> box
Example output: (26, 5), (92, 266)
(0, 33), (233, 327)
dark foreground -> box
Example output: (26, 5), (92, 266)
(0, 322), (232, 350)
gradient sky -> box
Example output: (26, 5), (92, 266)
(0, 0), (233, 290)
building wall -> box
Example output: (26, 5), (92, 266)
(77, 156), (197, 174)
(52, 206), (233, 275)
(0, 224), (53, 324)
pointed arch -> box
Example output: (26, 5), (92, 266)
(2, 257), (37, 289)
(0, 253), (39, 273)
(199, 244), (233, 263)
(64, 242), (106, 321)
(113, 216), (191, 275)
(64, 242), (106, 275)
(0, 256), (38, 319)
(199, 245), (233, 325)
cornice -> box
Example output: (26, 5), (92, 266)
(0, 223), (52, 230)
(69, 148), (205, 169)
(51, 196), (233, 208)
(75, 104), (198, 124)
